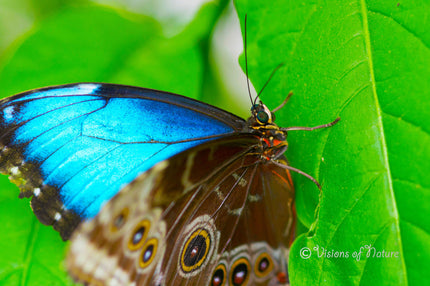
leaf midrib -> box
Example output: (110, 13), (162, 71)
(359, 0), (408, 285)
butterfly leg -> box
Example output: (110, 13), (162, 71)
(271, 91), (293, 113)
(281, 117), (340, 132)
(271, 160), (322, 190)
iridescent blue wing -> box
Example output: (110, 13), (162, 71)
(0, 83), (245, 239)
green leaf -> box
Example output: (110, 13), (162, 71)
(0, 0), (88, 56)
(0, 1), (228, 285)
(0, 176), (74, 285)
(0, 5), (161, 97)
(235, 0), (429, 285)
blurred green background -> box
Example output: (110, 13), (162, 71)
(0, 0), (248, 113)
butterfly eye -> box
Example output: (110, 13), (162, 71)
(257, 111), (269, 124)
(254, 252), (274, 278)
(211, 264), (226, 286)
(111, 208), (129, 232)
(180, 228), (211, 273)
(139, 238), (158, 268)
(128, 219), (150, 251)
(230, 257), (250, 286)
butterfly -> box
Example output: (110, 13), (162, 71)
(0, 81), (339, 285)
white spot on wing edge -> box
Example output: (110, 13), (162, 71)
(54, 212), (62, 221)
(10, 167), (19, 175)
(3, 106), (14, 121)
(74, 83), (101, 95)
(33, 188), (41, 197)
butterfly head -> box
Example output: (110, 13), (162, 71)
(248, 101), (288, 160)
(250, 102), (274, 126)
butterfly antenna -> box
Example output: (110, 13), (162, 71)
(255, 62), (285, 105)
(244, 14), (253, 105)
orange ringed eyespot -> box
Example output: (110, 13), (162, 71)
(111, 208), (129, 232)
(180, 228), (211, 273)
(254, 252), (274, 278)
(139, 238), (158, 268)
(211, 264), (226, 286)
(230, 257), (250, 286)
(127, 219), (150, 251)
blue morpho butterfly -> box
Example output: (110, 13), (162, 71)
(0, 82), (338, 286)
(0, 24), (339, 286)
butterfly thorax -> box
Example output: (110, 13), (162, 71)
(245, 102), (288, 160)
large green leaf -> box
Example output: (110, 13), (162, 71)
(235, 0), (429, 285)
(0, 1), (228, 284)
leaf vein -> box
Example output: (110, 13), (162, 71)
(338, 83), (370, 114)
(382, 110), (430, 137)
(393, 178), (430, 192)
(315, 82), (370, 181)
(358, 219), (398, 285)
(400, 218), (430, 237)
(368, 9), (430, 51)
(336, 59), (367, 86)
(0, 267), (24, 284)
(317, 173), (382, 284)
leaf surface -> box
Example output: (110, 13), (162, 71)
(235, 0), (429, 285)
